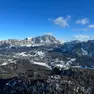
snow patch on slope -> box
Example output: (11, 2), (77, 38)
(1, 62), (8, 66)
(33, 61), (51, 69)
(81, 48), (88, 55)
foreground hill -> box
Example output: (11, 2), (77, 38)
(0, 67), (94, 94)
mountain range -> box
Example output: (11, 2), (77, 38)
(0, 35), (94, 78)
(0, 35), (60, 47)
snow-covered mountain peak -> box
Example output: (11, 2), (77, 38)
(0, 35), (60, 47)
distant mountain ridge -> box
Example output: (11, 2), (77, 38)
(0, 35), (94, 79)
(0, 35), (60, 47)
(0, 35), (94, 58)
(61, 40), (94, 57)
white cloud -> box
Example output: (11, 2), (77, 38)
(72, 28), (88, 31)
(43, 32), (53, 35)
(60, 40), (66, 44)
(50, 15), (71, 28)
(88, 24), (94, 28)
(74, 35), (90, 40)
(76, 18), (89, 25)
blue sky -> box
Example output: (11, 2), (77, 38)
(0, 0), (94, 41)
